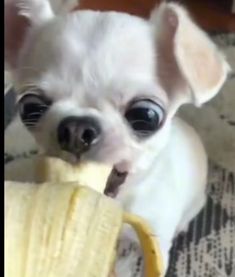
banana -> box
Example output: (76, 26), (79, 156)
(5, 182), (37, 277)
(124, 213), (164, 277)
(5, 156), (112, 193)
(5, 182), (122, 277)
(35, 156), (112, 193)
(5, 181), (163, 277)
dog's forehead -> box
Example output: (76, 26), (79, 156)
(20, 11), (158, 101)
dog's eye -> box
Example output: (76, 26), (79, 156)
(125, 99), (165, 137)
(18, 94), (51, 128)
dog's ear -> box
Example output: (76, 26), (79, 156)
(5, 0), (54, 70)
(150, 3), (230, 114)
(49, 0), (78, 14)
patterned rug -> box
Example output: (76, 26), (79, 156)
(4, 33), (235, 276)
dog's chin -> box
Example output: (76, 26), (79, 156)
(52, 150), (129, 198)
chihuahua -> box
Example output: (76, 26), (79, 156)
(5, 0), (230, 275)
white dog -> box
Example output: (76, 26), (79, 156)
(5, 0), (230, 275)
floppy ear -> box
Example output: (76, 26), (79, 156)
(150, 3), (230, 113)
(5, 0), (54, 70)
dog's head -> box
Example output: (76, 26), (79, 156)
(5, 0), (230, 171)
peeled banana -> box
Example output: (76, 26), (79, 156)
(5, 156), (112, 193)
(5, 182), (121, 277)
(5, 181), (164, 277)
(35, 156), (112, 193)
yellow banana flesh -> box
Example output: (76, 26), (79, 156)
(5, 168), (164, 277)
(5, 182), (122, 277)
(35, 157), (112, 193)
(5, 156), (112, 193)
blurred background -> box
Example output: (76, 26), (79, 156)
(78, 0), (235, 32)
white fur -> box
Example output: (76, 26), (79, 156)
(5, 1), (230, 275)
(48, 0), (77, 14)
(16, 0), (54, 25)
(115, 118), (207, 275)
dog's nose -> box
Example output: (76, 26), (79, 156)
(57, 116), (101, 154)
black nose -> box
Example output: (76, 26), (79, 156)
(57, 116), (101, 154)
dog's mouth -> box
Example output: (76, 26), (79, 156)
(104, 167), (128, 198)
(59, 151), (128, 197)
